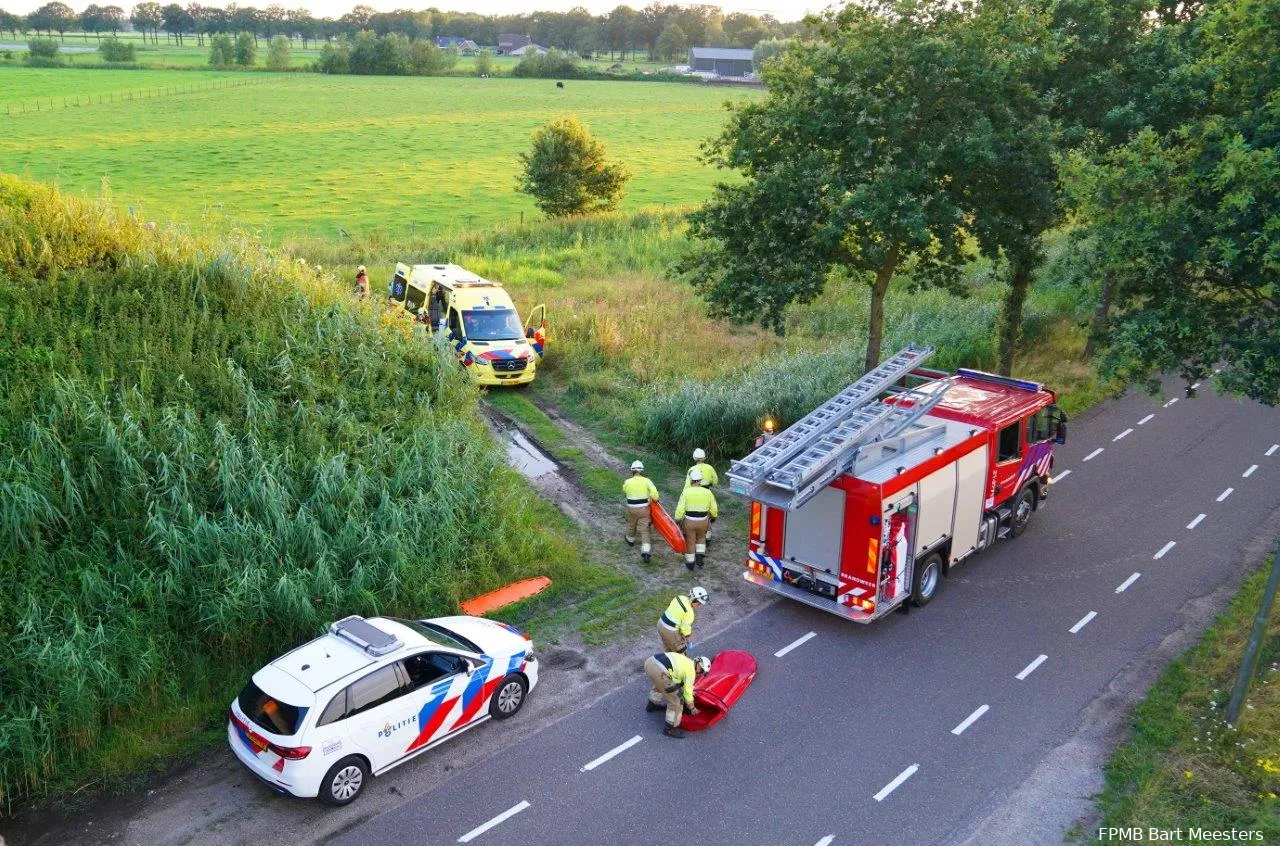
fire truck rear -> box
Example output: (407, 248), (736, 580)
(728, 344), (1067, 623)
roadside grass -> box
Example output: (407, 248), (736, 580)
(0, 70), (756, 238)
(1092, 561), (1280, 843)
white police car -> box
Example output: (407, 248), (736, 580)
(228, 615), (538, 805)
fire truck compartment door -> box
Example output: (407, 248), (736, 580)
(916, 464), (957, 554)
(781, 486), (844, 573)
(950, 446), (988, 562)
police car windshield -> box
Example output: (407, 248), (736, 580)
(463, 308), (523, 342)
(391, 618), (481, 654)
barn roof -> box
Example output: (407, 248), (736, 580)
(689, 47), (754, 61)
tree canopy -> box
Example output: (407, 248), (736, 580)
(516, 117), (630, 218)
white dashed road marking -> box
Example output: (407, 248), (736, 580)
(1218, 487), (1234, 502)
(951, 704), (989, 736)
(1267, 445), (1278, 457)
(1138, 414), (1154, 425)
(1116, 573), (1141, 593)
(1164, 397), (1179, 407)
(1192, 382), (1202, 390)
(1114, 428), (1133, 441)
(775, 631), (816, 658)
(458, 801), (530, 843)
(815, 837), (835, 846)
(1243, 464), (1258, 478)
(581, 735), (642, 772)
(1052, 469), (1072, 483)
(874, 765), (919, 802)
(1083, 448), (1104, 462)
(1016, 654), (1048, 680)
(1070, 611), (1097, 634)
(1154, 541), (1176, 560)
(1187, 514), (1206, 530)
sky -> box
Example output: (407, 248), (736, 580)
(6, 0), (823, 19)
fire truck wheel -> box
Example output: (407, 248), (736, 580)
(912, 552), (943, 606)
(1010, 486), (1036, 538)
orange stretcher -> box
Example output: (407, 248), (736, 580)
(460, 576), (552, 616)
(650, 501), (686, 555)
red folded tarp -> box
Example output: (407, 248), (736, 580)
(651, 500), (686, 555)
(680, 650), (758, 732)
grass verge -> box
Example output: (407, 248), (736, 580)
(1091, 559), (1280, 843)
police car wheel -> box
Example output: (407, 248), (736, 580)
(489, 674), (528, 720)
(912, 552), (943, 607)
(319, 756), (369, 806)
(1010, 487), (1035, 538)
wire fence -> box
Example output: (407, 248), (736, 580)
(2, 75), (278, 117)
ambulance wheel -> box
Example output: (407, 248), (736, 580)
(319, 756), (369, 806)
(490, 674), (528, 720)
(1010, 487), (1036, 538)
(912, 552), (943, 607)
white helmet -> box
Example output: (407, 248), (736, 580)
(689, 586), (709, 604)
(692, 448), (706, 462)
(356, 264), (366, 273)
(694, 656), (711, 674)
(630, 460), (644, 472)
(688, 467), (703, 483)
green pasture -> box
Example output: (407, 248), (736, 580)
(0, 65), (245, 103)
(0, 70), (751, 237)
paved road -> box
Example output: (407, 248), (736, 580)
(338, 385), (1280, 846)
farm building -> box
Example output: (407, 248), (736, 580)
(688, 47), (755, 77)
(509, 43), (549, 57)
(498, 34), (532, 54)
(435, 36), (479, 51)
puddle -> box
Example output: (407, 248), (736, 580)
(504, 429), (559, 479)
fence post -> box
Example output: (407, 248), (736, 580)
(1226, 550), (1280, 727)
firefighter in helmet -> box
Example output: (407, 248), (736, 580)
(657, 586), (708, 653)
(674, 469), (717, 570)
(644, 651), (711, 738)
(622, 460), (660, 563)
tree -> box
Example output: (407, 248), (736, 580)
(98, 33), (135, 59)
(266, 32), (289, 68)
(208, 31), (233, 65)
(131, 1), (163, 43)
(0, 9), (24, 36)
(234, 29), (255, 64)
(654, 21), (685, 62)
(27, 2), (74, 39)
(517, 117), (630, 218)
(605, 5), (637, 59)
(315, 39), (348, 72)
(161, 3), (193, 44)
(676, 0), (1049, 369)
(26, 36), (59, 59)
(474, 47), (493, 75)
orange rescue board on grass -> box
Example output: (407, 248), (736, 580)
(460, 576), (552, 616)
(650, 501), (686, 555)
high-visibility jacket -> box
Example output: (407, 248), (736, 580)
(656, 651), (697, 704)
(622, 475), (660, 506)
(684, 461), (719, 489)
(674, 485), (717, 521)
(659, 595), (695, 636)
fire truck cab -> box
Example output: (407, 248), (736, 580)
(729, 344), (1066, 623)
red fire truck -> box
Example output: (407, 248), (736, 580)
(728, 344), (1067, 623)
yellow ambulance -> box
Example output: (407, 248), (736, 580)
(389, 263), (548, 387)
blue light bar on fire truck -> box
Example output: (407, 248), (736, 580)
(954, 369), (1043, 393)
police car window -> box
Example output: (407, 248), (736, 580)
(463, 309), (523, 342)
(346, 665), (408, 717)
(316, 689), (348, 726)
(998, 422), (1022, 462)
(402, 652), (467, 691)
(238, 680), (308, 736)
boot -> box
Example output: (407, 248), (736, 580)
(685, 560), (695, 572)
(646, 701), (663, 712)
(696, 554), (705, 568)
(641, 552), (651, 563)
(625, 537), (635, 547)
(663, 725), (685, 739)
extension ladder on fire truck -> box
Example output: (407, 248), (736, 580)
(727, 344), (954, 511)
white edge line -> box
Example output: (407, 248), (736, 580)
(1154, 541), (1176, 560)
(1217, 487), (1234, 502)
(1243, 464), (1258, 478)
(1016, 654), (1048, 680)
(1083, 447), (1104, 462)
(1187, 513), (1206, 530)
(1052, 469), (1072, 483)
(458, 801), (531, 843)
(873, 764), (919, 802)
(1113, 428), (1133, 441)
(815, 838), (835, 846)
(580, 735), (643, 772)
(1116, 572), (1141, 593)
(1138, 414), (1154, 425)
(1069, 610), (1098, 634)
(951, 704), (990, 736)
(774, 631), (817, 658)
(1267, 444), (1278, 457)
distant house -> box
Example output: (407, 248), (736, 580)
(498, 34), (532, 54)
(508, 43), (548, 57)
(688, 47), (755, 77)
(435, 36), (479, 51)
